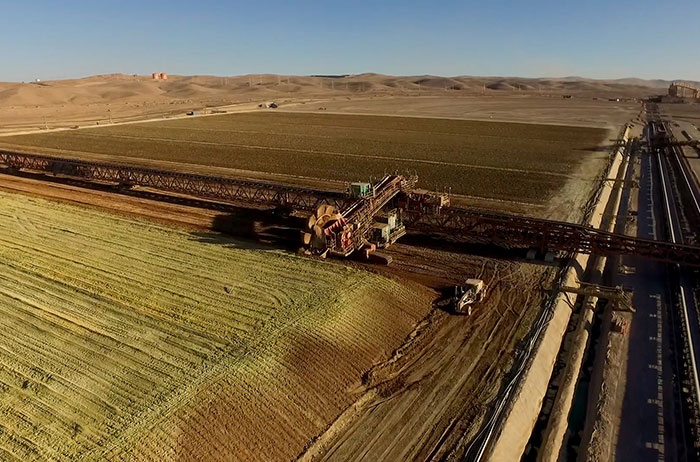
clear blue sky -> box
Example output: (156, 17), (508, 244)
(1, 0), (697, 82)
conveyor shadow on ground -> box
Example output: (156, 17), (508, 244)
(2, 168), (571, 268)
(400, 233), (563, 268)
(577, 143), (621, 153)
(190, 213), (306, 250)
(0, 168), (307, 249)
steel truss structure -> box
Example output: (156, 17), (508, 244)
(2, 149), (700, 266)
(402, 206), (700, 266)
(0, 150), (352, 212)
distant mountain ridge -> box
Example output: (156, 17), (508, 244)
(0, 73), (684, 109)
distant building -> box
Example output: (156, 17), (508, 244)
(160, 73), (168, 80)
(152, 72), (168, 80)
(669, 81), (700, 99)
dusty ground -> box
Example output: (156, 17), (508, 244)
(282, 95), (639, 129)
(660, 102), (700, 125)
(302, 260), (551, 461)
(0, 78), (640, 461)
(0, 170), (554, 462)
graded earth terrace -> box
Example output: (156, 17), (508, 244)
(0, 191), (433, 461)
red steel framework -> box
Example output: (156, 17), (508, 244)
(0, 150), (353, 212)
(402, 206), (700, 266)
(326, 174), (416, 254)
(2, 149), (700, 266)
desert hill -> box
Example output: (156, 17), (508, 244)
(0, 72), (682, 133)
(0, 73), (680, 109)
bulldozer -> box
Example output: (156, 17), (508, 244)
(451, 279), (487, 315)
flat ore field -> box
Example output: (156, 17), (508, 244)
(0, 112), (608, 206)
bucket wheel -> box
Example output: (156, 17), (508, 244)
(301, 204), (343, 252)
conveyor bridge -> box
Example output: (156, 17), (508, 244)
(2, 149), (700, 266)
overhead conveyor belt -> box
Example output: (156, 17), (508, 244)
(2, 149), (700, 267)
(402, 206), (700, 267)
(0, 149), (353, 212)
